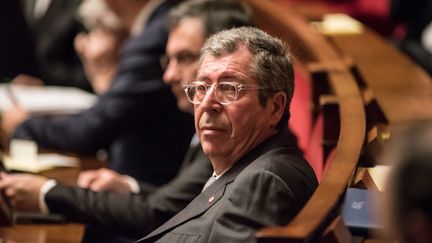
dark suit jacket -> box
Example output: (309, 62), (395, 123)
(46, 144), (212, 239)
(0, 0), (37, 80)
(138, 129), (318, 243)
(13, 0), (194, 185)
(20, 0), (91, 91)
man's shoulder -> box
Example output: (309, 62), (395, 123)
(246, 146), (310, 173)
(233, 146), (318, 193)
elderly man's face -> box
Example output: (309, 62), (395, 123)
(163, 18), (204, 114)
(194, 45), (284, 164)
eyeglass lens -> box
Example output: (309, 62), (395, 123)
(186, 83), (239, 104)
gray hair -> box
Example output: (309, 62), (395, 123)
(201, 27), (294, 130)
(167, 0), (254, 39)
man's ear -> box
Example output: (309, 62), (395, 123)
(267, 91), (287, 127)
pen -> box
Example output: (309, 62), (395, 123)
(5, 85), (20, 108)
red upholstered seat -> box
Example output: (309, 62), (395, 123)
(302, 113), (336, 182)
(289, 64), (328, 181)
(304, 113), (324, 181)
(289, 65), (312, 154)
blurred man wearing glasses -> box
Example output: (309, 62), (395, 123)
(137, 27), (318, 243)
(1, 0), (194, 186)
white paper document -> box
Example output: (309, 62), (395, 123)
(4, 139), (78, 173)
(0, 84), (96, 115)
(312, 13), (364, 35)
(367, 165), (391, 192)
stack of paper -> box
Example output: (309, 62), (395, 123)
(0, 84), (96, 115)
(312, 13), (364, 35)
(367, 165), (391, 191)
(3, 139), (78, 173)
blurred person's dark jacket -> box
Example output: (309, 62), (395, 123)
(13, 0), (194, 186)
(19, 0), (92, 91)
(0, 0), (37, 81)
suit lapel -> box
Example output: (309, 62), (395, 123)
(139, 129), (296, 242)
(140, 152), (258, 242)
(140, 175), (232, 241)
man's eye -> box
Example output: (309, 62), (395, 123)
(177, 52), (199, 63)
(195, 85), (207, 93)
(218, 84), (236, 93)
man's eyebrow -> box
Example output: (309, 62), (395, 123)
(174, 50), (200, 56)
(195, 75), (209, 82)
(196, 71), (246, 81)
(219, 72), (248, 81)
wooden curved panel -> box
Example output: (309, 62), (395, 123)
(244, 0), (366, 241)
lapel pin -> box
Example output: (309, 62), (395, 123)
(208, 195), (215, 204)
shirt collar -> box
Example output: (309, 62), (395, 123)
(212, 165), (232, 180)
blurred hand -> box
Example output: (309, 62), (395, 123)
(77, 168), (133, 193)
(1, 105), (28, 140)
(74, 28), (127, 94)
(11, 74), (44, 86)
(0, 172), (48, 212)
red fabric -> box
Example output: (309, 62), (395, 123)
(289, 65), (312, 154)
(304, 114), (324, 181)
(273, 0), (393, 36)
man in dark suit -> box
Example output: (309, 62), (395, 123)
(138, 27), (318, 243)
(0, 0), (256, 240)
(0, 0), (194, 185)
(17, 0), (92, 91)
(0, 0), (37, 82)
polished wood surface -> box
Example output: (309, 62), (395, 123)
(246, 0), (432, 242)
(245, 0), (366, 242)
(327, 29), (432, 124)
(40, 155), (105, 186)
(0, 224), (84, 243)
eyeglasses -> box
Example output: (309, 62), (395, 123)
(160, 51), (201, 70)
(183, 81), (265, 105)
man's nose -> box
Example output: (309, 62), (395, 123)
(163, 61), (181, 85)
(198, 86), (222, 113)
